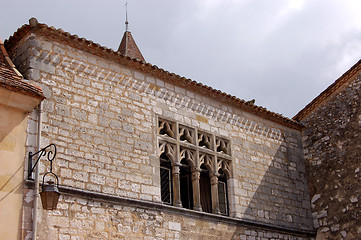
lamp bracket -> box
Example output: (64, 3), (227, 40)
(28, 143), (57, 180)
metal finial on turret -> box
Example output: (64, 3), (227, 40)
(118, 1), (145, 61)
(125, 2), (129, 32)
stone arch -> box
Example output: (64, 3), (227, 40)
(217, 158), (232, 179)
(159, 142), (176, 163)
(180, 148), (196, 169)
(199, 153), (214, 172)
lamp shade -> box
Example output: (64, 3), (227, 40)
(40, 181), (60, 210)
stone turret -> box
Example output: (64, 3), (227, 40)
(117, 4), (145, 62)
(117, 31), (145, 62)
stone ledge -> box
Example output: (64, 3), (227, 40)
(25, 180), (316, 238)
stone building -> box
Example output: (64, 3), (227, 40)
(4, 17), (352, 239)
(0, 38), (44, 239)
(294, 61), (361, 239)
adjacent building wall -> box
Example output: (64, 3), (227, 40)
(301, 74), (361, 239)
(10, 32), (314, 239)
(0, 93), (33, 240)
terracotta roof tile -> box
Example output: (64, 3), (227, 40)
(118, 31), (145, 62)
(0, 39), (44, 99)
(5, 18), (302, 129)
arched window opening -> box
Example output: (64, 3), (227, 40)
(180, 159), (193, 209)
(160, 153), (172, 205)
(218, 168), (229, 216)
(200, 164), (212, 213)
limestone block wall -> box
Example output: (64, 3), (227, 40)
(34, 193), (312, 240)
(301, 74), (361, 239)
(9, 32), (314, 238)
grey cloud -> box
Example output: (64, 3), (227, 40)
(1, 0), (360, 118)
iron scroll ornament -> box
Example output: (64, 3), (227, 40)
(28, 143), (60, 210)
(28, 143), (57, 180)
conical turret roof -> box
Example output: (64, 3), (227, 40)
(118, 31), (145, 62)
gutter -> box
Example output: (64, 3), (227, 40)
(31, 102), (42, 240)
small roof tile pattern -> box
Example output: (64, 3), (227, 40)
(5, 18), (303, 129)
(0, 38), (44, 99)
(118, 31), (145, 62)
(294, 59), (361, 121)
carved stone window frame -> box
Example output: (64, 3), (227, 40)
(157, 116), (234, 216)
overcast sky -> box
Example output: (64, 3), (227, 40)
(1, 0), (361, 118)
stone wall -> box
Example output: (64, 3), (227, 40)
(301, 74), (361, 239)
(34, 191), (312, 240)
(9, 32), (314, 238)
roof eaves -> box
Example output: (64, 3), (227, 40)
(1, 38), (45, 100)
(5, 19), (302, 130)
(0, 79), (45, 100)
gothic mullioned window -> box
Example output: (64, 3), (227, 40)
(157, 117), (232, 215)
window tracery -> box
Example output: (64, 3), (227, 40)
(216, 138), (230, 155)
(198, 131), (213, 150)
(180, 147), (196, 168)
(158, 118), (176, 138)
(199, 153), (215, 172)
(179, 125), (195, 144)
(217, 158), (232, 178)
(159, 141), (176, 162)
(157, 117), (232, 216)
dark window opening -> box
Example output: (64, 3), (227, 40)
(160, 152), (170, 163)
(218, 169), (229, 216)
(200, 164), (212, 213)
(180, 159), (193, 209)
(160, 154), (172, 205)
(160, 167), (172, 204)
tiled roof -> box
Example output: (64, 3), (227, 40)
(5, 18), (303, 130)
(118, 31), (145, 62)
(294, 59), (361, 121)
(0, 38), (44, 99)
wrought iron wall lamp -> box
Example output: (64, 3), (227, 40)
(28, 143), (60, 210)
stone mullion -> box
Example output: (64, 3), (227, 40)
(191, 169), (202, 211)
(212, 135), (220, 214)
(211, 160), (220, 214)
(172, 162), (182, 207)
(192, 127), (202, 211)
(172, 122), (182, 207)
